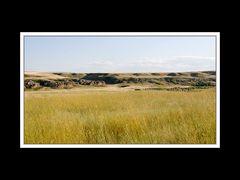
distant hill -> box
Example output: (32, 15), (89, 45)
(24, 71), (216, 89)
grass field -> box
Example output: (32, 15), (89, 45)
(24, 88), (216, 144)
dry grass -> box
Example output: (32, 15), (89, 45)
(24, 88), (216, 144)
(25, 72), (66, 80)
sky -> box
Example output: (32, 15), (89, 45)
(24, 36), (216, 73)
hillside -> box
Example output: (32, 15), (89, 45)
(24, 71), (216, 90)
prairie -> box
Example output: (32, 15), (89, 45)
(24, 87), (216, 144)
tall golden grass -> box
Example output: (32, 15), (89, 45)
(24, 88), (216, 144)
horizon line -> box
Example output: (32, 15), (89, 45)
(24, 70), (216, 73)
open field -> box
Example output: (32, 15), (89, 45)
(24, 87), (216, 144)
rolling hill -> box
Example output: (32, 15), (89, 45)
(24, 71), (216, 90)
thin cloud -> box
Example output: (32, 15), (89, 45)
(129, 56), (215, 68)
(82, 56), (215, 72)
(174, 56), (215, 60)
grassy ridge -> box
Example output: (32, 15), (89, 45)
(24, 71), (216, 90)
(24, 88), (216, 144)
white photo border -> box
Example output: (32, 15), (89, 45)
(20, 32), (220, 148)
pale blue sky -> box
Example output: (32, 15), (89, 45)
(24, 36), (216, 73)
